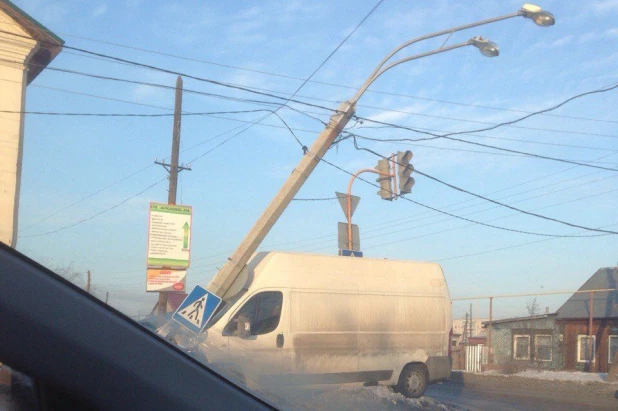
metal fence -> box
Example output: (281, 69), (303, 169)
(466, 345), (488, 372)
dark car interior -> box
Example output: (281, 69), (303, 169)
(0, 242), (274, 410)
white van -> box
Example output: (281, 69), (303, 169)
(200, 251), (452, 398)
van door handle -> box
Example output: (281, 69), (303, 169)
(276, 333), (284, 348)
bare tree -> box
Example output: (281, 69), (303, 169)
(526, 297), (540, 316)
(53, 263), (104, 300)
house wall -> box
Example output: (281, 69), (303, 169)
(0, 11), (38, 247)
(489, 316), (561, 370)
(561, 319), (618, 373)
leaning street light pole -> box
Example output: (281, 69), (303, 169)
(207, 4), (555, 299)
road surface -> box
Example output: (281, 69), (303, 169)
(427, 381), (617, 410)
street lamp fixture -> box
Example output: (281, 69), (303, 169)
(469, 36), (500, 57)
(351, 3), (554, 103)
(520, 4), (555, 27)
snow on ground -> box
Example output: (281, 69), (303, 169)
(307, 386), (463, 410)
(478, 369), (615, 383)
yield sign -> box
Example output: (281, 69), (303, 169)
(172, 285), (222, 333)
(335, 192), (360, 219)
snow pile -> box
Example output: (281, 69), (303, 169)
(480, 369), (615, 383)
(513, 370), (611, 383)
(306, 386), (460, 410)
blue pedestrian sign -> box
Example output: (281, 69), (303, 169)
(339, 249), (363, 257)
(172, 285), (222, 333)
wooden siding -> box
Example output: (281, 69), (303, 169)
(561, 319), (618, 373)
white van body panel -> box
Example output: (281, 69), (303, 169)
(203, 252), (451, 388)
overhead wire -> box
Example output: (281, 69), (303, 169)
(5, 28), (618, 144)
(312, 151), (611, 238)
(434, 223), (618, 262)
(2, 26), (616, 124)
(20, 178), (167, 238)
(350, 139), (618, 235)
(102, 148), (618, 277)
(345, 131), (618, 172)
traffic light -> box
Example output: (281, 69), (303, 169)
(375, 158), (393, 201)
(397, 150), (415, 194)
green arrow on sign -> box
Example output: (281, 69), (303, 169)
(182, 222), (190, 249)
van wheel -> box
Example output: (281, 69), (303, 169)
(397, 364), (427, 398)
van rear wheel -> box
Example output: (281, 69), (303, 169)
(397, 364), (427, 398)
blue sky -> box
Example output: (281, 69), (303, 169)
(9, 0), (618, 319)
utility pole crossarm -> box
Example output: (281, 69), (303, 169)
(207, 102), (356, 298)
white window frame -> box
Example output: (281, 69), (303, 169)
(535, 334), (552, 362)
(608, 335), (618, 364)
(513, 335), (530, 360)
(577, 335), (596, 363)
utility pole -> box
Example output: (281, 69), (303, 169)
(85, 270), (91, 293)
(154, 76), (190, 320)
(207, 101), (355, 297)
(469, 303), (473, 339)
(105, 292), (109, 304)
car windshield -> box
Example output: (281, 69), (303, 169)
(2, 1), (618, 409)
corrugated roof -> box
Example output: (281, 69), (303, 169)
(556, 267), (618, 319)
(481, 313), (557, 327)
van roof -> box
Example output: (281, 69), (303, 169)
(223, 251), (448, 298)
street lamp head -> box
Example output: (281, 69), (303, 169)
(469, 37), (500, 57)
(520, 3), (555, 27)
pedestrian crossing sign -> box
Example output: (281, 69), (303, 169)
(172, 285), (222, 333)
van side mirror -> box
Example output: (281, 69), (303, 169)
(236, 316), (251, 339)
(242, 321), (251, 338)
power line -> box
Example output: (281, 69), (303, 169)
(20, 178), (166, 238)
(18, 164), (154, 231)
(313, 152), (609, 238)
(2, 25), (616, 124)
(353, 82), (618, 140)
(359, 185), (618, 251)
(102, 160), (616, 280)
(434, 223), (618, 262)
(346, 131), (618, 172)
(0, 108), (284, 117)
(3, 68), (616, 165)
(354, 124), (618, 153)
(8, 30), (618, 146)
(150, 152), (618, 263)
(352, 142), (618, 235)
(3, 44), (617, 148)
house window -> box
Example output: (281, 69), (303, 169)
(609, 336), (618, 364)
(535, 335), (552, 361)
(513, 335), (530, 360)
(577, 335), (596, 363)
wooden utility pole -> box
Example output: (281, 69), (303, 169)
(155, 76), (185, 321)
(488, 297), (493, 363)
(85, 270), (91, 293)
(469, 304), (473, 339)
(105, 292), (109, 304)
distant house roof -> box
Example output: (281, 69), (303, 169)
(556, 267), (618, 320)
(0, 0), (64, 84)
(482, 313), (557, 327)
